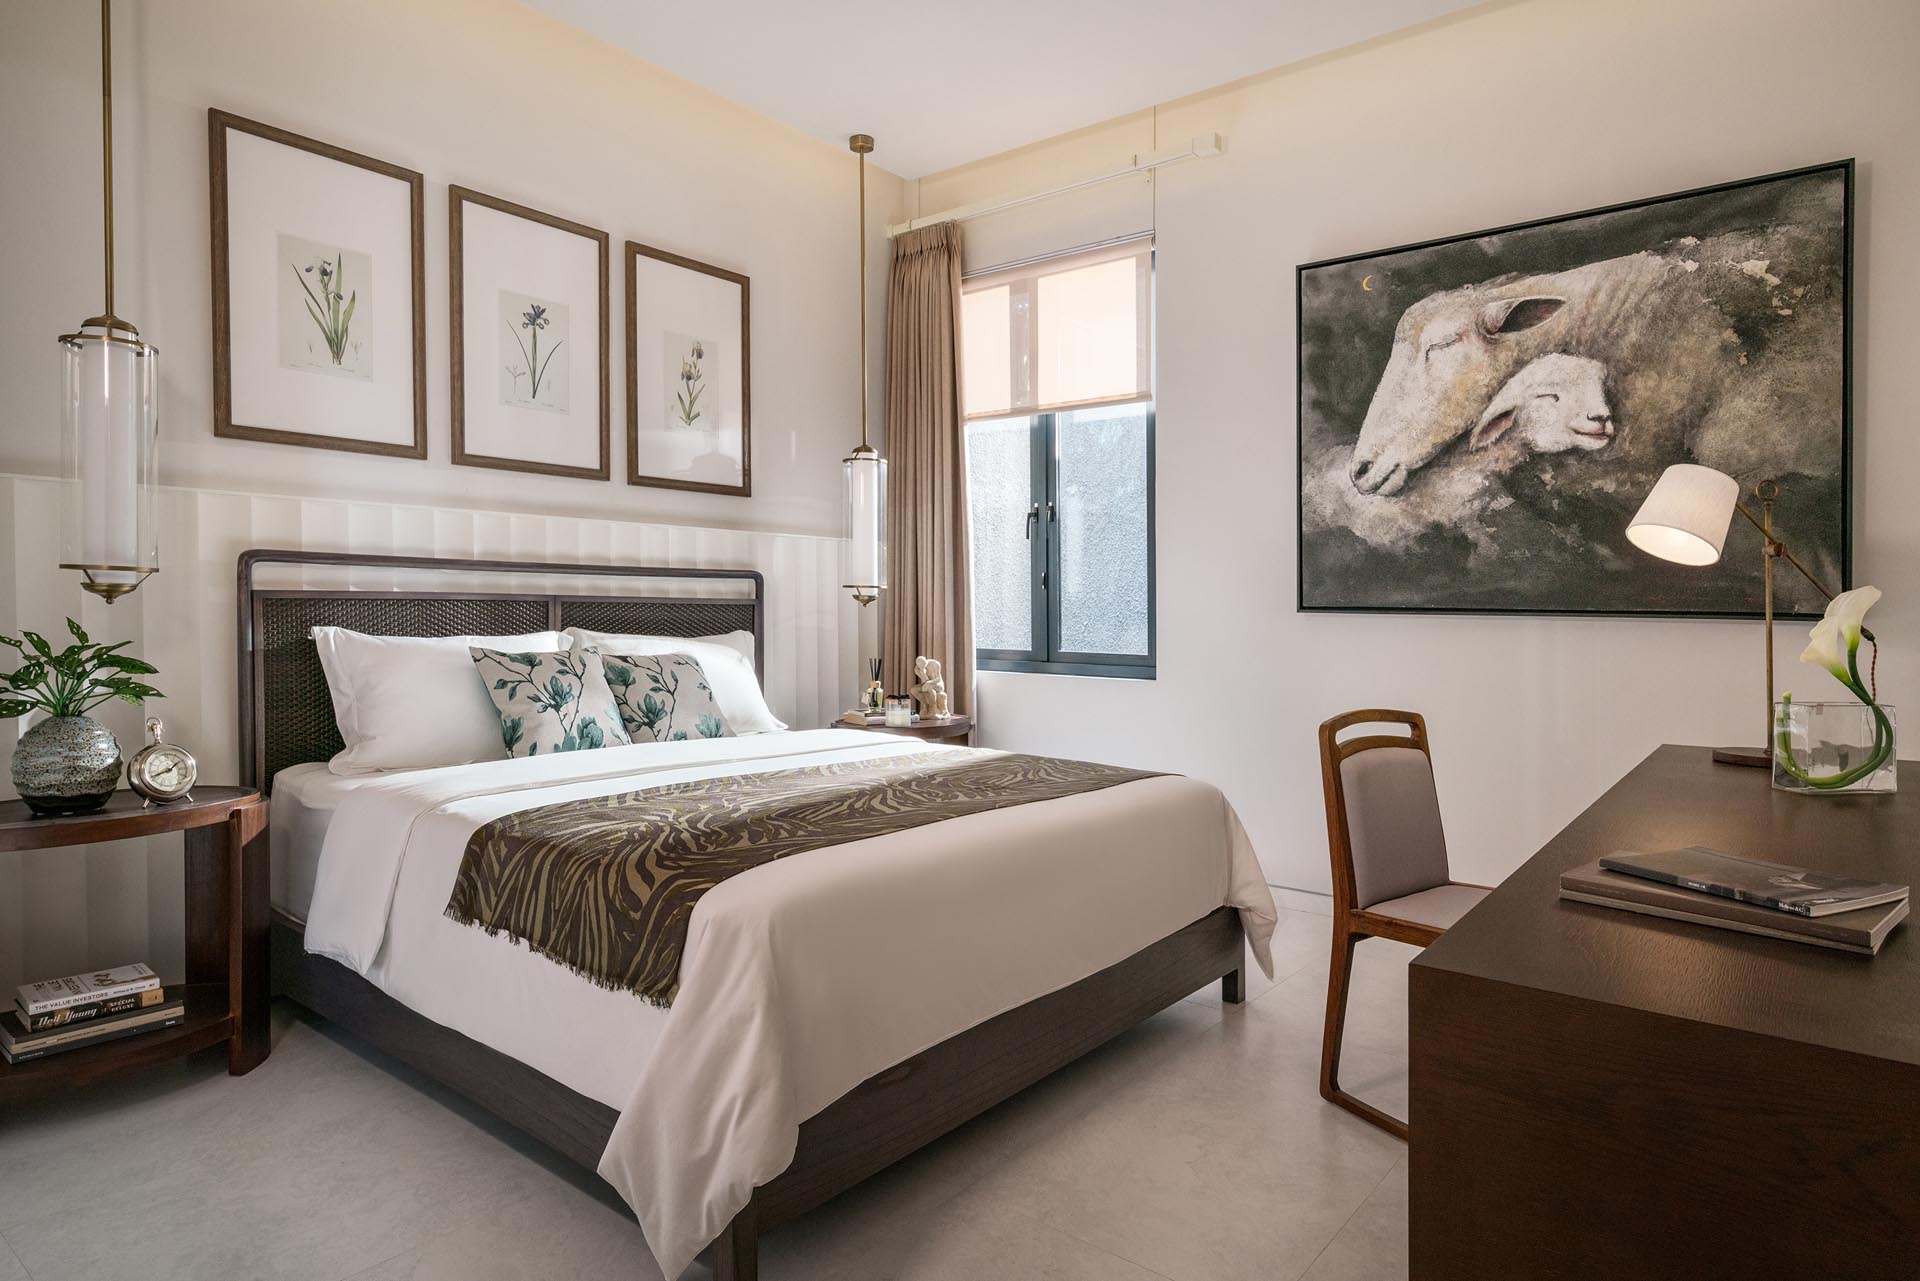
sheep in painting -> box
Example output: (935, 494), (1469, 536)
(1468, 354), (1615, 454)
(1303, 355), (1618, 558)
(1346, 227), (1842, 496)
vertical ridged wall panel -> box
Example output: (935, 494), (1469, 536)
(0, 475), (856, 996)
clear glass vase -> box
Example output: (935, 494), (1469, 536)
(1772, 701), (1897, 794)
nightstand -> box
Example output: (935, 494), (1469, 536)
(0, 788), (269, 1102)
(839, 714), (973, 746)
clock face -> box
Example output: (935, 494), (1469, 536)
(139, 747), (194, 797)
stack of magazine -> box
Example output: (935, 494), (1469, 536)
(1560, 846), (1910, 955)
(2, 963), (186, 1064)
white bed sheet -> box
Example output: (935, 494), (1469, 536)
(298, 730), (1278, 1278)
(270, 762), (382, 919)
(275, 759), (678, 1110)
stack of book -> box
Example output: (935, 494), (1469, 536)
(840, 710), (918, 726)
(2, 963), (186, 1064)
(1560, 846), (1911, 955)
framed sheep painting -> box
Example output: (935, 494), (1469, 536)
(1296, 160), (1851, 617)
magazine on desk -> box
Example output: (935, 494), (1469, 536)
(1561, 860), (1909, 955)
(1599, 847), (1910, 917)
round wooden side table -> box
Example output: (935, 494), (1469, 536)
(0, 787), (269, 1103)
(835, 714), (973, 746)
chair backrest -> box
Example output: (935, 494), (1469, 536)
(1318, 709), (1452, 913)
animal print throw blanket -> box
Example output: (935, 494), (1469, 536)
(445, 749), (1161, 1005)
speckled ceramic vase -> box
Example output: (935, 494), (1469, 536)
(12, 715), (122, 816)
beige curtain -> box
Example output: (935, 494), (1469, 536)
(882, 222), (973, 718)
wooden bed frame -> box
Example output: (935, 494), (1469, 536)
(241, 549), (1246, 1280)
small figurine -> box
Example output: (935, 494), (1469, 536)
(911, 655), (950, 720)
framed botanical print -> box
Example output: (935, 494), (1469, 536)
(209, 109), (426, 457)
(626, 241), (750, 496)
(449, 187), (610, 479)
(1297, 160), (1850, 618)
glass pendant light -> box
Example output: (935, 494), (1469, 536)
(58, 0), (159, 604)
(843, 133), (886, 607)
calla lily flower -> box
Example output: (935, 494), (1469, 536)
(1800, 585), (1880, 684)
(1777, 584), (1894, 792)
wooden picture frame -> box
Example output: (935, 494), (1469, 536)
(626, 241), (751, 497)
(449, 187), (611, 480)
(208, 109), (427, 458)
(1296, 159), (1852, 619)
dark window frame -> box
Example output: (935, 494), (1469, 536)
(974, 406), (1156, 680)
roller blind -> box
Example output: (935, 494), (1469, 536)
(960, 236), (1152, 422)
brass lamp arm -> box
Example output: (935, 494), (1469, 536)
(1731, 500), (1834, 602)
(1733, 494), (1876, 703)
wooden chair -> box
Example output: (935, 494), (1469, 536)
(1317, 709), (1489, 1140)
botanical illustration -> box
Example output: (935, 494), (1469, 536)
(665, 332), (715, 430)
(603, 654), (729, 742)
(1298, 165), (1848, 616)
(470, 648), (623, 756)
(498, 290), (571, 413)
(277, 232), (373, 379)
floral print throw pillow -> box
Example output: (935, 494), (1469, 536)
(600, 652), (733, 743)
(469, 647), (632, 757)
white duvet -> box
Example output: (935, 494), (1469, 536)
(301, 729), (1277, 1278)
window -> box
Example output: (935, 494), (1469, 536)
(963, 239), (1154, 678)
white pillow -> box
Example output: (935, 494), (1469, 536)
(564, 627), (785, 734)
(313, 627), (572, 774)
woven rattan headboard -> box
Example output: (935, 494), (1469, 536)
(237, 549), (765, 792)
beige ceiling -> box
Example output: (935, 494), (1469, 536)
(523, 0), (1488, 177)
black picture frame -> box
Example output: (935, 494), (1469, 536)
(1295, 159), (1853, 620)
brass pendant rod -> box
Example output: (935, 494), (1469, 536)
(100, 0), (115, 321)
(857, 143), (868, 451)
(849, 134), (875, 454)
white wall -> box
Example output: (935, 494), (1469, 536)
(1, 0), (905, 536)
(0, 0), (903, 991)
(916, 0), (1920, 896)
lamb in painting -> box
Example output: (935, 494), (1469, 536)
(1469, 354), (1615, 454)
(1346, 227), (1842, 496)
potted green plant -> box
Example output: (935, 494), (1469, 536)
(1, 620), (161, 816)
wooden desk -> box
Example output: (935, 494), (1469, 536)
(1410, 745), (1920, 1280)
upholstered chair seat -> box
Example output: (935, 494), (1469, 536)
(1361, 884), (1487, 932)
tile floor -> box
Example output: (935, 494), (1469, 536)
(0, 907), (1418, 1281)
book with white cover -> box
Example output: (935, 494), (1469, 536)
(15, 963), (159, 1016)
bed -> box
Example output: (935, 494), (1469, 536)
(243, 549), (1276, 1280)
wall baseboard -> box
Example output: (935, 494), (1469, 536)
(1271, 884), (1334, 917)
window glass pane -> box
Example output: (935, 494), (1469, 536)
(1037, 257), (1140, 410)
(1055, 404), (1150, 657)
(966, 415), (1035, 653)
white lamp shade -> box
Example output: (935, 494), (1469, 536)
(60, 331), (160, 588)
(1626, 463), (1739, 566)
(843, 450), (886, 598)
